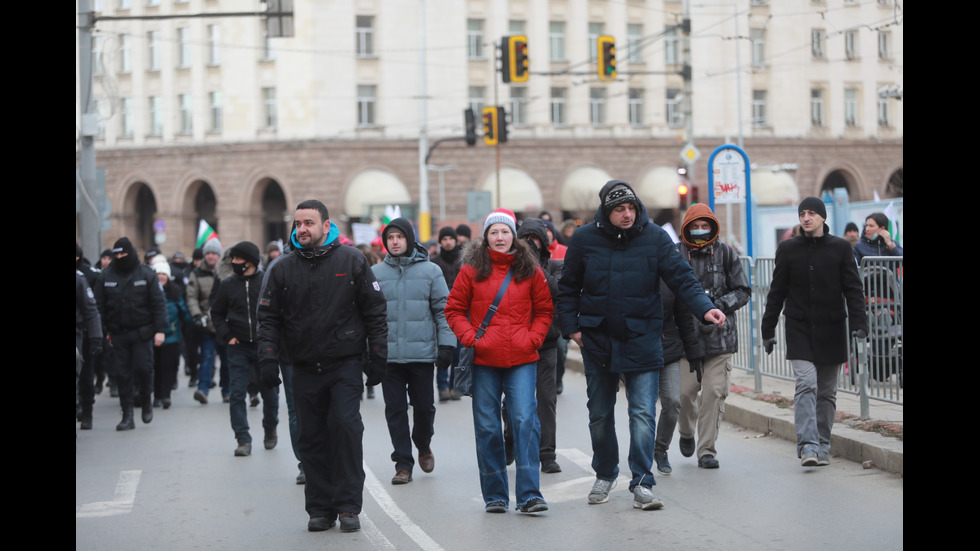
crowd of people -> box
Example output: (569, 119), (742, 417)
(76, 188), (899, 533)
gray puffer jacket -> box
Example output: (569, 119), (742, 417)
(372, 244), (456, 363)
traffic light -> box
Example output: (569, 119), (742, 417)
(497, 106), (508, 143)
(502, 35), (529, 83)
(482, 106), (498, 146)
(597, 35), (616, 81)
(464, 108), (476, 146)
(678, 183), (690, 210)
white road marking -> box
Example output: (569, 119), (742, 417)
(76, 470), (142, 518)
(364, 461), (444, 551)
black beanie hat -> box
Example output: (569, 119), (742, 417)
(192, 247), (204, 260)
(798, 197), (827, 220)
(455, 224), (472, 238)
(229, 241), (261, 267)
(438, 226), (457, 241)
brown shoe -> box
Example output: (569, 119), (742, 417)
(419, 449), (435, 473)
(391, 469), (413, 485)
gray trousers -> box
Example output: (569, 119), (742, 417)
(791, 360), (840, 457)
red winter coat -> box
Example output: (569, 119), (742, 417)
(445, 248), (553, 368)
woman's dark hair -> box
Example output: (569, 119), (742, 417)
(464, 236), (539, 282)
(866, 212), (889, 229)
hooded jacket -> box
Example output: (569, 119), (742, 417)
(211, 268), (264, 345)
(517, 218), (563, 349)
(372, 221), (455, 364)
(94, 239), (168, 337)
(678, 203), (750, 355)
(556, 180), (714, 373)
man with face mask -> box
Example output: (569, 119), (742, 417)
(676, 204), (750, 471)
(93, 237), (168, 431)
(211, 241), (279, 456)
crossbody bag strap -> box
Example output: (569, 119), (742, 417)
(474, 267), (514, 340)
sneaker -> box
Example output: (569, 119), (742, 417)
(339, 512), (360, 532)
(816, 451), (831, 466)
(654, 451), (672, 475)
(264, 428), (278, 450)
(588, 477), (617, 504)
(296, 467), (306, 485)
(307, 516), (335, 532)
(438, 388), (452, 402)
(391, 469), (413, 485)
(418, 449), (435, 473)
(632, 486), (665, 510)
(234, 441), (252, 457)
(519, 498), (548, 513)
(485, 501), (507, 513)
(541, 461), (562, 474)
(801, 448), (819, 467)
(698, 454), (720, 469)
(193, 390), (208, 404)
(679, 436), (695, 458)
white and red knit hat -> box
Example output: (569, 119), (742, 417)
(483, 208), (518, 237)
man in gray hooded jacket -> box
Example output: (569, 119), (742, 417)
(372, 218), (455, 485)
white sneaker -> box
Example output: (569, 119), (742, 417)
(588, 478), (617, 504)
(632, 485), (664, 510)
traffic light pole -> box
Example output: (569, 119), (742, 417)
(417, 0), (432, 242)
(493, 44), (501, 210)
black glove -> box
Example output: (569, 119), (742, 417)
(851, 329), (868, 340)
(689, 358), (704, 384)
(87, 337), (103, 357)
(365, 355), (386, 387)
(436, 345), (453, 371)
(764, 338), (777, 355)
(260, 362), (282, 388)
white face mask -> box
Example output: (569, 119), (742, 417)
(690, 229), (711, 236)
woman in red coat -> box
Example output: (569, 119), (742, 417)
(445, 209), (554, 514)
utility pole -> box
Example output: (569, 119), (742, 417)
(417, 0), (431, 241)
(77, 0), (101, 260)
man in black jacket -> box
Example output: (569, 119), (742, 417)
(211, 241), (278, 457)
(258, 200), (387, 534)
(93, 237), (168, 431)
(762, 197), (868, 467)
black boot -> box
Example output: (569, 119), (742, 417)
(80, 405), (93, 430)
(141, 398), (154, 424)
(116, 407), (135, 431)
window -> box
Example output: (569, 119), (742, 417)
(750, 28), (766, 67)
(120, 97), (133, 137)
(666, 88), (683, 127)
(118, 0), (131, 9)
(752, 90), (767, 127)
(845, 30), (858, 60)
(877, 95), (890, 127)
(208, 25), (221, 66)
(357, 85), (376, 127)
(356, 15), (374, 57)
(510, 87), (528, 127)
(209, 91), (222, 132)
(627, 24), (643, 64)
(590, 88), (607, 126)
(262, 87), (277, 129)
(467, 19), (484, 59)
(509, 20), (525, 35)
(179, 93), (193, 134)
(878, 31), (891, 60)
(810, 89), (825, 127)
(119, 34), (131, 73)
(148, 96), (162, 136)
(629, 88), (644, 126)
(844, 88), (859, 126)
(811, 29), (825, 59)
(588, 22), (604, 61)
(551, 87), (567, 126)
(469, 86), (486, 126)
(147, 31), (160, 71)
(261, 32), (275, 61)
(549, 21), (566, 62)
(177, 27), (191, 68)
(665, 27), (679, 65)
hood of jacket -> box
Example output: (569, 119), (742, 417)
(680, 203), (719, 249)
(516, 218), (552, 263)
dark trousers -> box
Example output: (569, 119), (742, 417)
(294, 356), (365, 517)
(154, 341), (180, 401)
(503, 347), (558, 463)
(182, 320), (199, 379)
(381, 362), (436, 473)
(110, 329), (154, 409)
(77, 339), (99, 416)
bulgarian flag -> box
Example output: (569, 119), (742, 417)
(382, 204), (401, 226)
(882, 202), (900, 244)
(196, 220), (219, 248)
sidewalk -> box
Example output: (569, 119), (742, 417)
(563, 344), (904, 477)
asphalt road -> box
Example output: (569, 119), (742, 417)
(76, 368), (903, 550)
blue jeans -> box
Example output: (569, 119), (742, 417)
(196, 332), (216, 394)
(791, 360), (839, 457)
(583, 356), (660, 491)
(655, 360), (680, 454)
(228, 344), (279, 443)
(471, 362), (543, 509)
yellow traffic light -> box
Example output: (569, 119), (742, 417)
(597, 35), (616, 81)
(482, 106), (498, 146)
(503, 35), (529, 83)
